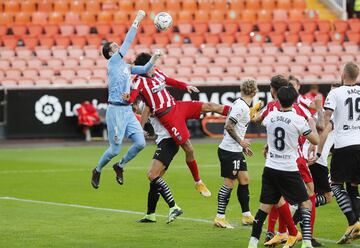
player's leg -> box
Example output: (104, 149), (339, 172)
(265, 206), (278, 243)
(309, 163), (333, 207)
(200, 102), (230, 116)
(180, 139), (211, 197)
(237, 170), (254, 225)
(113, 112), (146, 185)
(248, 167), (280, 248)
(138, 159), (165, 223)
(346, 183), (360, 220)
(214, 177), (236, 228)
(91, 106), (125, 188)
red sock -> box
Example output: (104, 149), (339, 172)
(310, 194), (316, 235)
(277, 202), (298, 236)
(278, 213), (287, 233)
(267, 206), (279, 233)
(186, 160), (200, 182)
(222, 105), (231, 116)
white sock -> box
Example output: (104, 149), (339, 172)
(242, 211), (252, 217)
(195, 180), (202, 184)
(216, 214), (225, 219)
(249, 237), (259, 246)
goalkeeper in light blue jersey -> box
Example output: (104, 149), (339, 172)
(91, 10), (162, 189)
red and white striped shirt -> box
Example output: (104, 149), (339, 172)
(128, 69), (188, 112)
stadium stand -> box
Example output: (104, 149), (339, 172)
(0, 0), (358, 87)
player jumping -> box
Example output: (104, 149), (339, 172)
(214, 79), (257, 229)
(91, 11), (162, 189)
(248, 86), (319, 248)
(123, 52), (231, 197)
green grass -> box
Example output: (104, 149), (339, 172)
(0, 141), (358, 248)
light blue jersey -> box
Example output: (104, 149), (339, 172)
(96, 24), (153, 174)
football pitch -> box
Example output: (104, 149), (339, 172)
(0, 141), (359, 248)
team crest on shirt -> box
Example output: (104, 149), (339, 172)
(152, 82), (166, 93)
(232, 170), (237, 175)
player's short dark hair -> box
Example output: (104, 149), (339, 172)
(134, 52), (151, 66)
(270, 75), (289, 92)
(278, 86), (298, 108)
(344, 62), (359, 81)
(102, 42), (113, 60)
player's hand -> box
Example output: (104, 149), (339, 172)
(314, 95), (323, 110)
(136, 10), (146, 22)
(143, 130), (149, 137)
(122, 93), (130, 101)
(262, 144), (268, 158)
(239, 139), (251, 149)
(307, 144), (317, 165)
(244, 147), (253, 157)
(250, 101), (263, 120)
(187, 86), (199, 93)
(150, 49), (163, 64)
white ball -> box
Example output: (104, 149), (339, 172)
(154, 12), (173, 31)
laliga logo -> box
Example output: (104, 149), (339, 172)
(35, 95), (62, 125)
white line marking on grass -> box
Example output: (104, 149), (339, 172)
(0, 196), (359, 247)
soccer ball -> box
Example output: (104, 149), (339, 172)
(154, 12), (173, 31)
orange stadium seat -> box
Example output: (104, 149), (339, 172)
(210, 10), (225, 22)
(138, 35), (154, 47)
(28, 24), (43, 36)
(295, 55), (309, 64)
(232, 44), (248, 54)
(32, 12), (48, 25)
(330, 32), (345, 44)
(53, 77), (69, 85)
(6, 69), (22, 78)
(273, 21), (287, 34)
(194, 22), (208, 34)
(67, 46), (84, 57)
(246, 55), (260, 64)
(205, 34), (220, 45)
(324, 54), (339, 64)
(251, 33), (266, 44)
(241, 9), (256, 22)
(48, 12), (64, 24)
(298, 43), (312, 53)
(257, 9), (272, 22)
(70, 36), (86, 48)
(300, 32), (315, 43)
(2, 36), (19, 49)
(142, 23), (157, 35)
(258, 21), (272, 34)
(92, 68), (107, 77)
(154, 34), (170, 46)
(288, 21), (302, 33)
(195, 10), (209, 22)
(79, 58), (95, 67)
(285, 33), (300, 44)
(293, 0), (307, 10)
(273, 64), (289, 74)
(0, 25), (6, 36)
(182, 0), (197, 12)
(21, 1), (36, 13)
(177, 66), (192, 76)
(195, 55), (210, 65)
(150, 0), (165, 12)
(315, 32), (330, 44)
(23, 68), (39, 78)
(166, 0), (181, 11)
(246, 0), (261, 10)
(23, 36), (39, 49)
(261, 55), (276, 64)
(12, 24), (27, 36)
(290, 64), (305, 74)
(71, 77), (88, 85)
(182, 44), (198, 55)
(272, 9), (288, 21)
(277, 0), (291, 9)
(44, 24), (59, 36)
(224, 21), (238, 34)
(289, 9), (304, 21)
(35, 46), (51, 58)
(216, 45), (232, 56)
(1, 79), (18, 86)
(227, 10), (241, 20)
(87, 35), (102, 46)
(312, 43), (327, 54)
(347, 32), (360, 44)
(201, 45), (217, 56)
(214, 56), (229, 64)
(268, 33), (285, 46)
(303, 21), (317, 33)
(55, 36), (71, 47)
(220, 34), (235, 44)
(0, 13), (14, 25)
(344, 43), (358, 53)
(98, 11), (114, 24)
(75, 24), (90, 36)
(178, 11), (193, 22)
(96, 24), (111, 35)
(243, 65), (258, 74)
(15, 47), (32, 57)
(214, 0), (227, 10)
(15, 13), (31, 25)
(4, 1), (20, 14)
(178, 23), (192, 34)
(70, 0), (85, 13)
(198, 0), (212, 11)
(54, 1), (69, 14)
(340, 54), (354, 63)
(0, 59), (11, 68)
(235, 33), (251, 44)
(248, 44), (263, 54)
(60, 24), (75, 36)
(318, 20), (332, 33)
(334, 20), (348, 33)
(230, 0), (245, 10)
(323, 63), (338, 73)
(188, 34), (205, 47)
(262, 0), (276, 10)
(18, 78), (35, 85)
(60, 68), (76, 79)
(27, 58), (43, 68)
(89, 76), (105, 85)
(209, 22), (223, 33)
(239, 22), (253, 34)
(85, 0), (101, 13)
(65, 12), (80, 23)
(134, 1), (149, 12)
(263, 44), (279, 54)
(227, 64), (242, 73)
(348, 19), (360, 32)
(310, 55), (324, 63)
(38, 0), (53, 12)
(327, 42), (343, 52)
(63, 58), (79, 68)
(81, 12), (96, 25)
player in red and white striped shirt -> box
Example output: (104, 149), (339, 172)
(123, 53), (231, 197)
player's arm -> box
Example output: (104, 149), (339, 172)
(131, 50), (162, 75)
(317, 121), (333, 155)
(314, 95), (325, 131)
(118, 10), (145, 58)
(122, 77), (143, 104)
(323, 89), (336, 127)
(304, 117), (319, 145)
(140, 105), (151, 128)
(225, 106), (251, 149)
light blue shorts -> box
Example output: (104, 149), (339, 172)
(106, 105), (143, 146)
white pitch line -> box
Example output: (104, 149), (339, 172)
(0, 196), (359, 247)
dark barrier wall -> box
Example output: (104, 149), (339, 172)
(5, 85), (332, 139)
